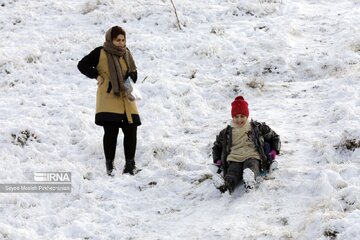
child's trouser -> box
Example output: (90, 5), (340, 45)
(225, 158), (260, 188)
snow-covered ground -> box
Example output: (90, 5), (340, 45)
(0, 0), (359, 239)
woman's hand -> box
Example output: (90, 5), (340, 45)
(97, 75), (104, 86)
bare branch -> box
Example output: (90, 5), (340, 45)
(170, 0), (182, 30)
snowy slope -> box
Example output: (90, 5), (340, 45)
(0, 0), (359, 239)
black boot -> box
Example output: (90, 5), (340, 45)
(106, 159), (115, 176)
(123, 159), (140, 175)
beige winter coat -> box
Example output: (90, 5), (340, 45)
(95, 49), (140, 126)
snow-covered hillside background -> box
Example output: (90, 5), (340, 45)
(1, 0), (359, 239)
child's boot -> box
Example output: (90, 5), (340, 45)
(243, 168), (256, 190)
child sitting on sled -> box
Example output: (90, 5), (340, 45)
(212, 96), (281, 193)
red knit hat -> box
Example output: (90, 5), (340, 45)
(231, 96), (249, 117)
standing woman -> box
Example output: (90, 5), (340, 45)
(78, 26), (141, 176)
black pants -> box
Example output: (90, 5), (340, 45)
(225, 158), (260, 188)
(103, 122), (137, 161)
